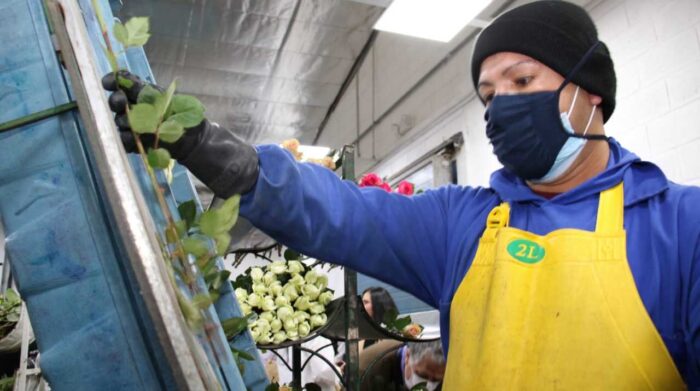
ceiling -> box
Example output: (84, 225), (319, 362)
(118, 0), (383, 144)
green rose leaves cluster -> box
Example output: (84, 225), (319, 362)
(0, 289), (21, 340)
(233, 252), (333, 345)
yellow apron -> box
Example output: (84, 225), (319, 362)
(443, 183), (685, 390)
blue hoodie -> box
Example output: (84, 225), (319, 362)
(240, 139), (700, 386)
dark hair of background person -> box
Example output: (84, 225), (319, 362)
(363, 287), (399, 325)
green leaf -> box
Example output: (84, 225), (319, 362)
(284, 249), (301, 261)
(169, 95), (205, 127)
(182, 236), (209, 257)
(137, 85), (162, 105)
(177, 200), (197, 229)
(147, 148), (171, 169)
(4, 289), (19, 304)
(265, 383), (280, 391)
(197, 256), (218, 276)
(113, 22), (128, 46)
(233, 274), (252, 292)
(117, 76), (134, 89)
(174, 220), (188, 237)
(158, 120), (185, 143)
(218, 195), (240, 230)
(236, 349), (254, 361)
(165, 226), (179, 244)
(221, 313), (254, 339)
(159, 80), (177, 119)
(394, 315), (412, 331)
(206, 270), (230, 291)
(304, 383), (322, 391)
(124, 17), (150, 47)
(168, 111), (205, 129)
(215, 232), (231, 256)
(170, 95), (205, 115)
(382, 308), (398, 326)
(199, 209), (227, 237)
(191, 293), (213, 310)
(176, 290), (202, 330)
(128, 103), (159, 134)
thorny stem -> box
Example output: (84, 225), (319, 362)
(91, 0), (229, 372)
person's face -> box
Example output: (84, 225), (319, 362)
(362, 292), (373, 318)
(404, 349), (445, 386)
(477, 52), (602, 135)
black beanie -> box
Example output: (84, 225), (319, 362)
(471, 1), (616, 122)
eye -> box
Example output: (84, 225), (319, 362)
(483, 92), (494, 103)
(514, 76), (533, 87)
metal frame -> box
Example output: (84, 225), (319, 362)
(46, 1), (219, 388)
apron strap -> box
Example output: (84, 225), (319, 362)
(483, 202), (510, 240)
(595, 182), (625, 234)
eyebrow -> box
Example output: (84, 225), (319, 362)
(477, 60), (538, 90)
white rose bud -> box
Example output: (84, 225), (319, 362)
(304, 270), (318, 285)
(294, 311), (309, 324)
(309, 302), (325, 314)
(318, 291), (334, 306)
(240, 303), (252, 316)
(270, 282), (284, 297)
(252, 282), (268, 295)
(234, 288), (248, 302)
(270, 261), (287, 274)
(283, 318), (298, 332)
(275, 295), (290, 307)
(247, 292), (261, 308)
(310, 314), (328, 327)
(250, 267), (264, 282)
(257, 331), (273, 345)
(301, 284), (320, 300)
(283, 284), (299, 301)
(298, 321), (311, 337)
(259, 311), (274, 322)
(273, 331), (288, 344)
(289, 274), (305, 288)
(294, 296), (311, 311)
(263, 271), (276, 285)
(315, 274), (328, 290)
(254, 318), (271, 332)
(249, 327), (260, 341)
(261, 296), (276, 311)
(287, 329), (299, 340)
(287, 261), (304, 275)
(271, 318), (282, 332)
(277, 305), (294, 322)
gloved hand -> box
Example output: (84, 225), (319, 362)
(102, 70), (259, 197)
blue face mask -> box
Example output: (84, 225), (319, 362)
(484, 43), (608, 181)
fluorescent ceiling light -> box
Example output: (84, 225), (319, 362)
(374, 0), (492, 42)
(298, 145), (333, 160)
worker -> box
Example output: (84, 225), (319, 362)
(359, 340), (445, 391)
(102, 1), (700, 388)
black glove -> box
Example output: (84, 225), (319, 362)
(102, 70), (259, 197)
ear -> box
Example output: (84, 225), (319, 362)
(589, 93), (602, 106)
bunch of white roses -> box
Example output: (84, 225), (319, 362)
(234, 260), (334, 345)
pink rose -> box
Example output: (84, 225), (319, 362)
(397, 181), (414, 196)
(359, 173), (382, 187)
(379, 182), (392, 192)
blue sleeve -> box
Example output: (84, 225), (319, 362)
(239, 145), (453, 307)
(683, 186), (700, 385)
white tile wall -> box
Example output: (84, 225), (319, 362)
(320, 0), (700, 187)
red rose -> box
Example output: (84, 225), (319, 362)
(397, 181), (414, 196)
(379, 182), (392, 192)
(359, 173), (382, 187)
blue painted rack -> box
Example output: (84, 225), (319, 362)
(0, 0), (268, 389)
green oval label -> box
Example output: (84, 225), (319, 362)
(507, 239), (545, 264)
